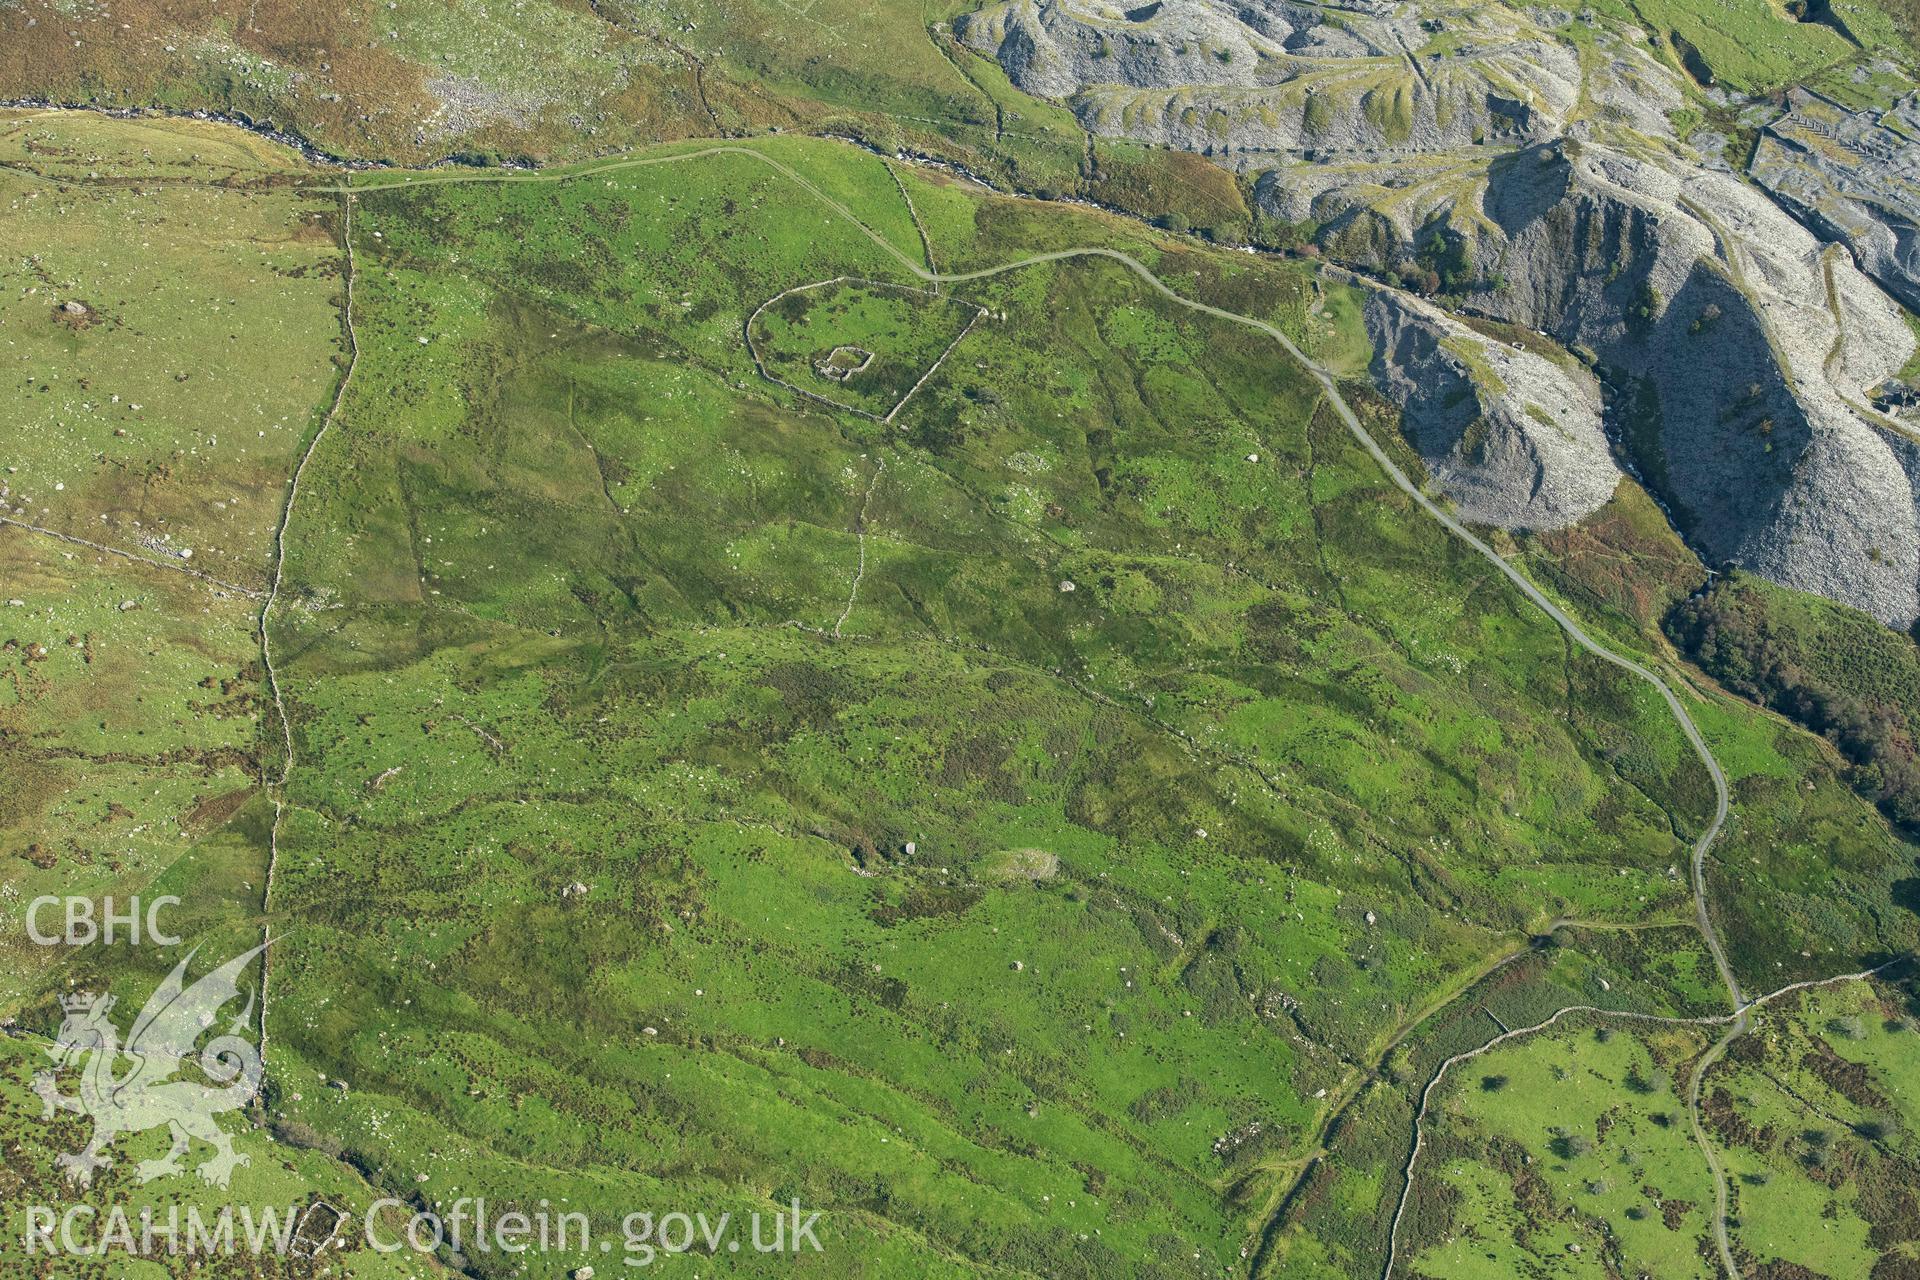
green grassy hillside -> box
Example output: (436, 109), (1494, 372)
(2, 109), (1918, 1279)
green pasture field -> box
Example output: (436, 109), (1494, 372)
(1707, 978), (1920, 1276)
(0, 110), (346, 588)
(748, 279), (984, 419)
(1409, 1018), (1718, 1280)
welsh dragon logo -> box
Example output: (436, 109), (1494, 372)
(32, 942), (268, 1188)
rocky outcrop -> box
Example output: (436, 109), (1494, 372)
(1751, 88), (1920, 315)
(965, 0), (1920, 625)
(958, 0), (1576, 156)
(1490, 147), (1918, 628)
(1362, 290), (1619, 529)
(958, 0), (1281, 98)
(1275, 140), (1920, 623)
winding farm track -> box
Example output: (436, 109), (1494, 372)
(290, 139), (1827, 1276)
